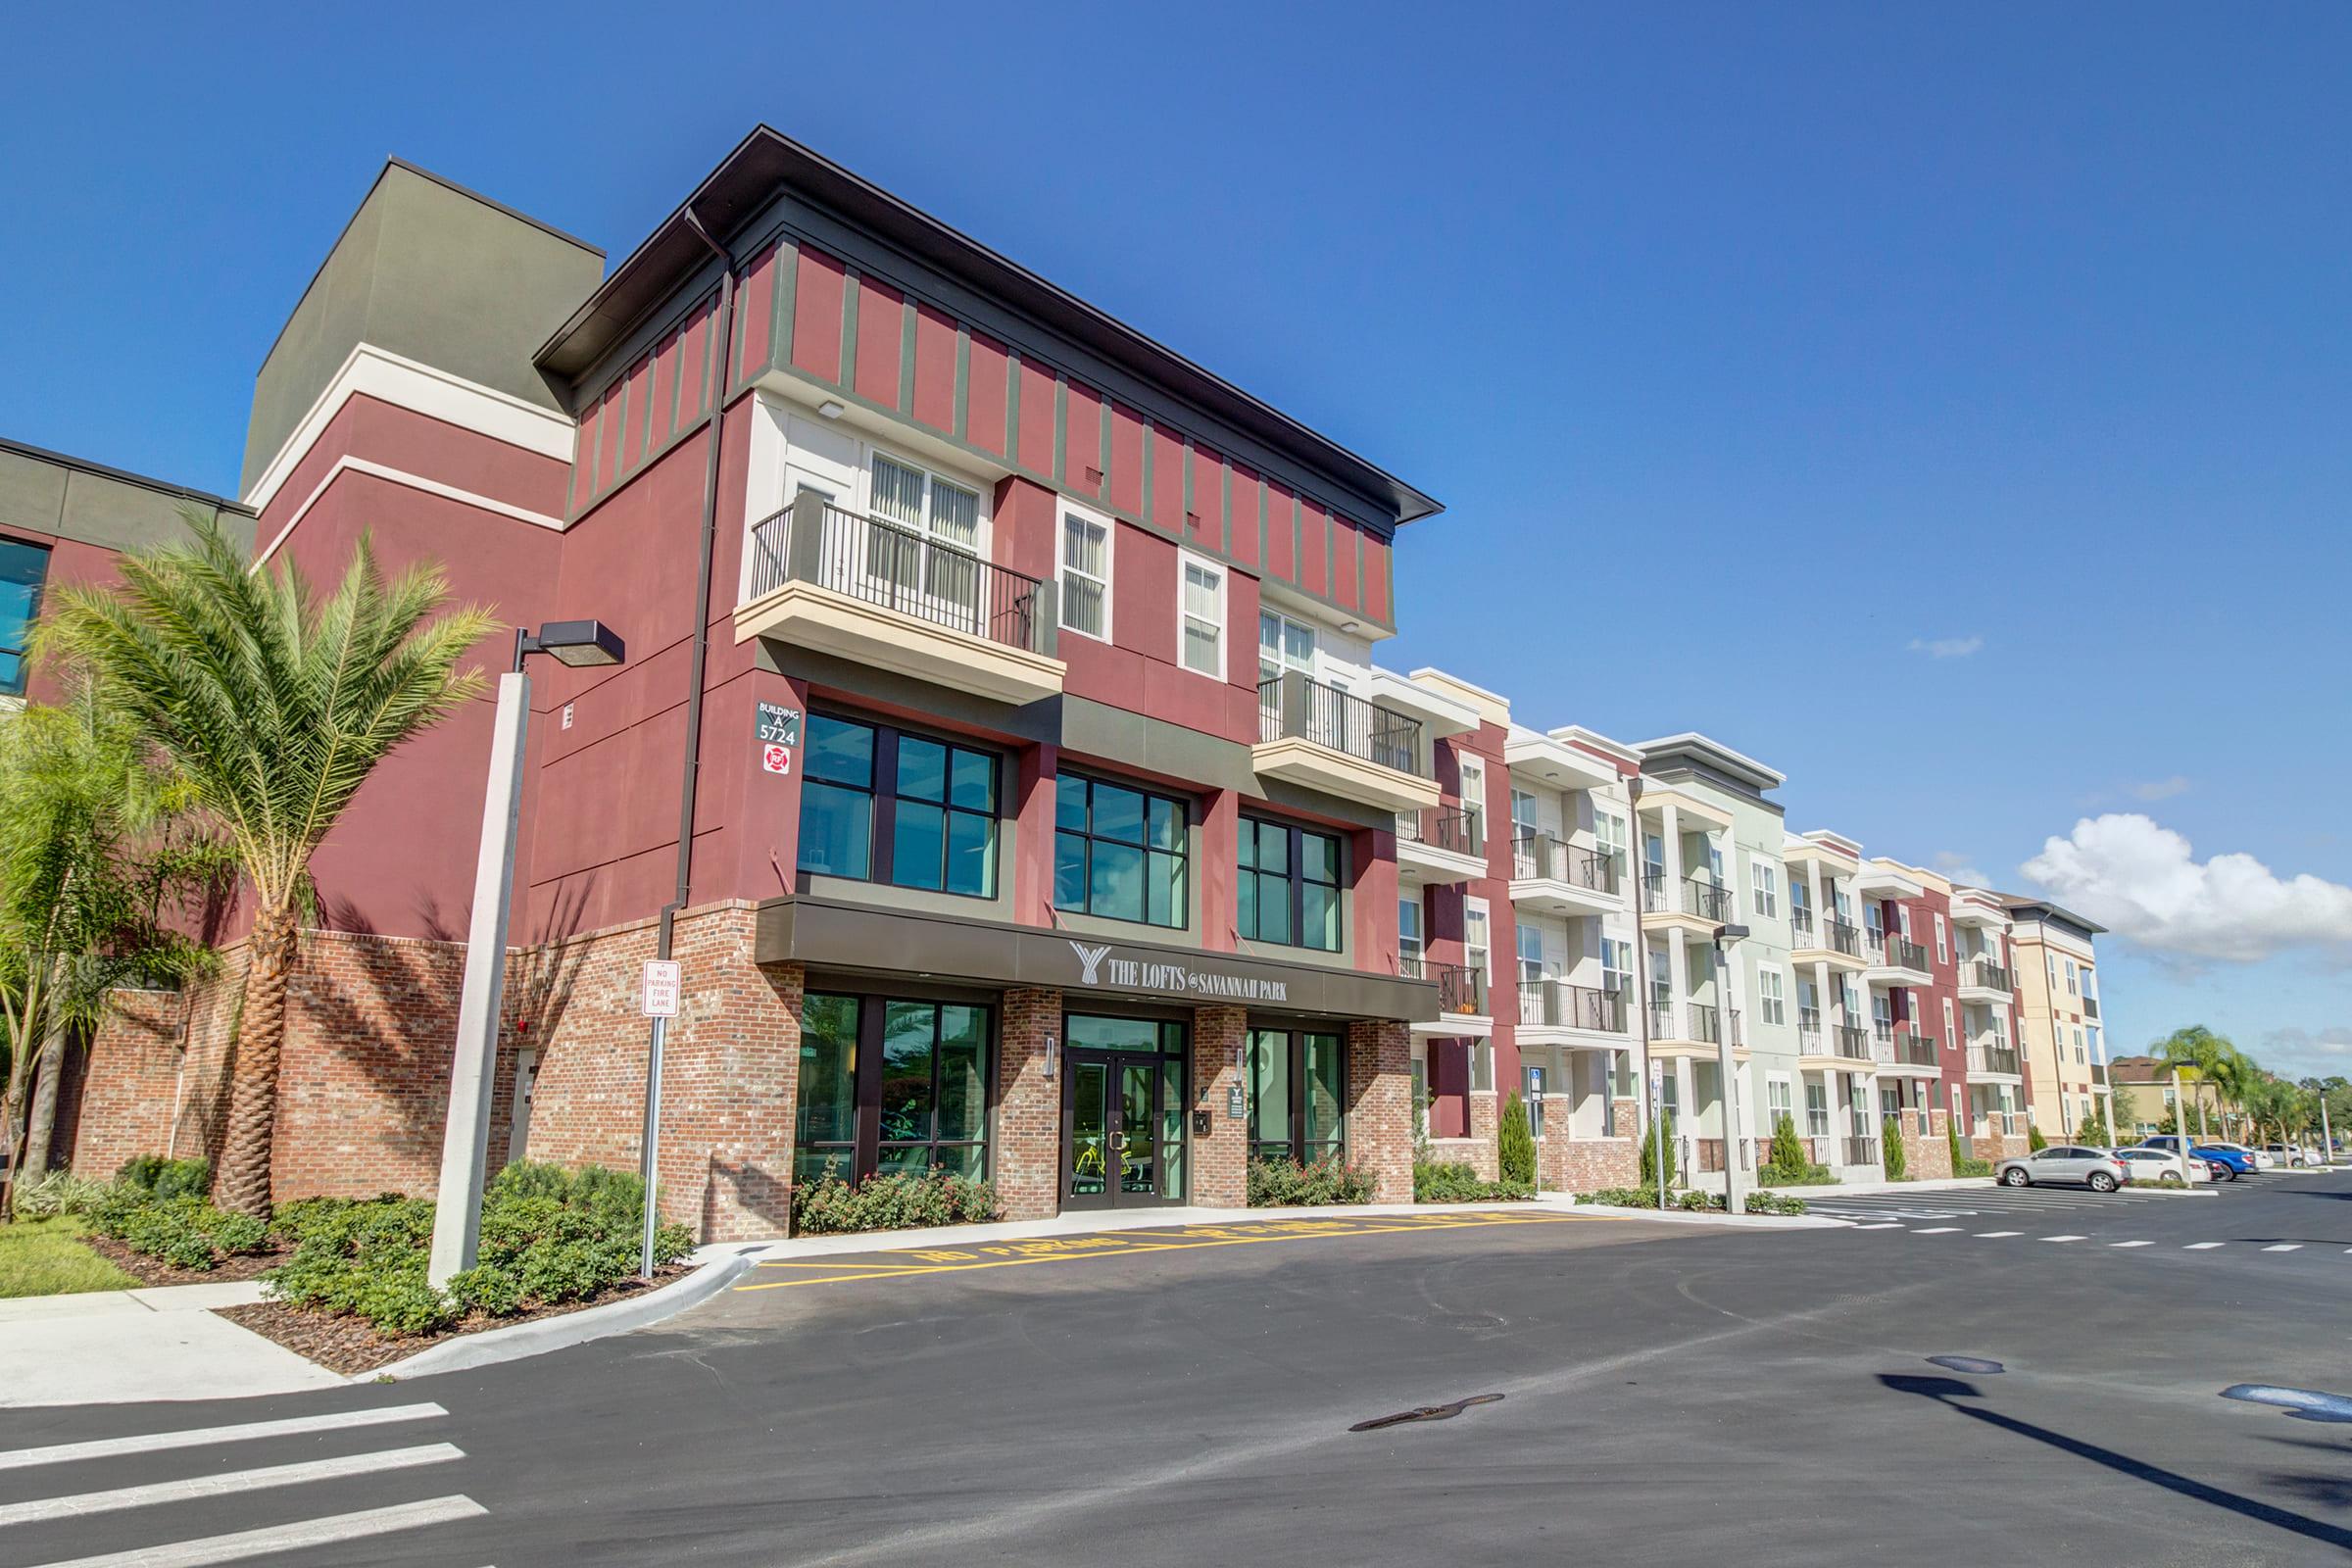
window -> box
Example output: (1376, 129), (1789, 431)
(1839, 979), (1862, 1023)
(796, 994), (990, 1185)
(2088, 1024), (2103, 1063)
(1257, 609), (1314, 683)
(1658, 1068), (1678, 1116)
(1758, 966), (1787, 1027)
(2082, 967), (2098, 1001)
(870, 451), (982, 595)
(1054, 773), (1187, 927)
(1398, 895), (1424, 966)
(1179, 553), (1224, 677)
(1601, 938), (1632, 999)
(0, 539), (48, 698)
(1464, 898), (1491, 982)
(2073, 1027), (2085, 1064)
(2065, 959), (2079, 995)
(1805, 1081), (1831, 1138)
(1942, 999), (1956, 1050)
(1458, 757), (1487, 838)
(1768, 1076), (1793, 1129)
(1750, 857), (1780, 919)
(1796, 977), (1821, 1030)
(1510, 787), (1541, 842)
(1516, 921), (1544, 987)
(1789, 877), (1811, 923)
(1472, 1039), (1494, 1094)
(1934, 913), (1948, 963)
(1239, 817), (1341, 951)
(797, 715), (998, 898)
(1058, 504), (1110, 641)
(1897, 905), (1914, 940)
(1595, 808), (1627, 874)
(2048, 954), (2060, 988)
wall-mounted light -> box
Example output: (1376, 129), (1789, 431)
(1043, 1034), (1058, 1080)
(817, 400), (847, 419)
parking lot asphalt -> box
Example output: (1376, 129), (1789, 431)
(6, 1176), (2349, 1566)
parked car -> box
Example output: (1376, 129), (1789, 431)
(2114, 1147), (2211, 1186)
(2259, 1143), (2307, 1167)
(2137, 1136), (2253, 1180)
(1997, 1146), (2126, 1191)
(2207, 1141), (2276, 1170)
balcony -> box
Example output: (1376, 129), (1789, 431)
(1400, 956), (1486, 1019)
(1255, 672), (1439, 813)
(1838, 1135), (1882, 1168)
(2090, 1061), (2109, 1088)
(1788, 912), (1866, 970)
(736, 495), (1064, 705)
(1957, 958), (2013, 1003)
(1651, 1002), (1740, 1052)
(1642, 872), (1735, 934)
(1801, 1024), (1872, 1066)
(1968, 1042), (2023, 1080)
(1863, 931), (1935, 987)
(1517, 979), (1629, 1041)
(1894, 1030), (1939, 1070)
(1396, 806), (1485, 886)
(1510, 832), (1622, 916)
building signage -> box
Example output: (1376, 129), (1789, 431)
(1227, 1085), (1246, 1119)
(756, 702), (801, 777)
(1064, 940), (1291, 1004)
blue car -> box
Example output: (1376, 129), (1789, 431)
(2137, 1136), (2252, 1181)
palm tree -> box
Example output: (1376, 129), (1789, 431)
(0, 680), (220, 1210)
(36, 509), (492, 1216)
(2153, 1025), (2248, 1142)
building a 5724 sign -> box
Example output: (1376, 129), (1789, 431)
(1065, 941), (1290, 1004)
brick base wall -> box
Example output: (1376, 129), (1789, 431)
(996, 989), (1061, 1220)
(1346, 1019), (1411, 1202)
(1899, 1110), (1955, 1180)
(1546, 1135), (1638, 1194)
(1193, 1006), (1246, 1206)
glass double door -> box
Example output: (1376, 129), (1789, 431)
(1064, 1052), (1183, 1209)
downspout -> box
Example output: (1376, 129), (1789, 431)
(660, 207), (737, 963)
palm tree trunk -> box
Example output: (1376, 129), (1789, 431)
(216, 902), (298, 1218)
(17, 1006), (74, 1189)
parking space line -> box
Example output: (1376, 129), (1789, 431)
(1914, 1227), (1962, 1234)
(2040, 1235), (2087, 1243)
(2110, 1241), (2153, 1248)
(1976, 1231), (2022, 1238)
(1852, 1223), (1904, 1230)
(2263, 1244), (2303, 1252)
(0, 1444), (465, 1528)
(2184, 1242), (2226, 1250)
(0, 1405), (447, 1473)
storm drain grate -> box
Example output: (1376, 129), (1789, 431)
(1349, 1394), (1504, 1433)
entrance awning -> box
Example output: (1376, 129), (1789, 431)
(757, 896), (1442, 1022)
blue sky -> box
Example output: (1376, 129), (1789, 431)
(7, 2), (2350, 1074)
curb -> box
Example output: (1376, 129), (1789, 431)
(356, 1247), (760, 1384)
(1554, 1200), (1843, 1230)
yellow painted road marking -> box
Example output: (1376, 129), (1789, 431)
(736, 1211), (1604, 1292)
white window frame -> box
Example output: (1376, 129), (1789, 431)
(2065, 958), (2079, 995)
(1458, 756), (1487, 830)
(1942, 998), (1956, 1050)
(1397, 896), (1424, 964)
(1464, 897), (1492, 984)
(1934, 913), (1948, 964)
(1767, 1075), (1793, 1124)
(1750, 856), (1780, 919)
(1177, 550), (1225, 679)
(1757, 964), (1787, 1026)
(867, 446), (988, 559)
(1257, 608), (1315, 683)
(1056, 498), (1113, 644)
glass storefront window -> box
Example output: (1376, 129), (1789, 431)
(1302, 1033), (1344, 1162)
(1247, 1029), (1294, 1161)
(799, 718), (876, 879)
(796, 994), (860, 1184)
(1239, 818), (1342, 952)
(1247, 1027), (1346, 1164)
(797, 714), (997, 897)
(798, 993), (990, 1184)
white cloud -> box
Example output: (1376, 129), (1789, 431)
(1932, 851), (1989, 885)
(2022, 813), (2352, 963)
(2129, 776), (2191, 802)
(2260, 1027), (2352, 1082)
(1906, 635), (1983, 660)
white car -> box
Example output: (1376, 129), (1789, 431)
(2259, 1143), (2307, 1167)
(2114, 1147), (2212, 1186)
(2207, 1141), (2277, 1170)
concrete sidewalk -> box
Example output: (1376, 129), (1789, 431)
(0, 1280), (339, 1408)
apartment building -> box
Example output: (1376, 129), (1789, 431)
(61, 128), (1449, 1237)
(2003, 896), (2109, 1139)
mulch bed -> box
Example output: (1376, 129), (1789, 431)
(84, 1234), (295, 1289)
(216, 1262), (690, 1377)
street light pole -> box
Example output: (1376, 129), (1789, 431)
(2170, 1068), (2192, 1186)
(428, 622), (624, 1289)
(1626, 778), (1665, 1211)
(1713, 922), (1751, 1215)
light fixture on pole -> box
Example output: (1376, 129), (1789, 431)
(1712, 922), (1751, 1214)
(428, 620), (625, 1288)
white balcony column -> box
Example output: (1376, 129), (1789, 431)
(1666, 931), (1692, 1037)
(1813, 957), (1834, 1033)
(1659, 803), (1685, 908)
(1806, 862), (1824, 931)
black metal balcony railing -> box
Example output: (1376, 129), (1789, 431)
(1400, 954), (1486, 1016)
(1837, 1024), (1870, 1058)
(1883, 935), (1932, 972)
(1511, 832), (1619, 895)
(1969, 1045), (2022, 1077)
(1400, 806), (1483, 858)
(1822, 918), (1861, 957)
(1518, 979), (1629, 1034)
(746, 496), (1052, 655)
(1258, 672), (1425, 776)
(1684, 877), (1734, 921)
(1840, 1136), (1881, 1168)
(1896, 1030), (1938, 1068)
(1687, 1003), (1723, 1044)
(1960, 958), (2013, 993)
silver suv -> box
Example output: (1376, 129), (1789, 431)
(1995, 1145), (2126, 1192)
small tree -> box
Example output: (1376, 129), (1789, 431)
(2077, 1101), (2112, 1146)
(1497, 1092), (1537, 1186)
(1882, 1114), (1907, 1181)
(1945, 1119), (1963, 1171)
(1640, 1106), (1679, 1188)
(2027, 1123), (2048, 1152)
(1768, 1112), (1807, 1176)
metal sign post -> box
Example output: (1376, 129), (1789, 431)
(638, 960), (681, 1278)
(1651, 1060), (1668, 1211)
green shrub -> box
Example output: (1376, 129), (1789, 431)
(1882, 1116), (1907, 1181)
(1638, 1108), (1678, 1188)
(1768, 1113), (1808, 1175)
(2027, 1124), (2049, 1152)
(1245, 1154), (1376, 1207)
(264, 1163), (698, 1338)
(1954, 1156), (1994, 1178)
(11, 1171), (111, 1219)
(1581, 1186), (1807, 1217)
(94, 1193), (270, 1271)
(1413, 1159), (1534, 1203)
(114, 1154), (213, 1201)
(790, 1167), (1004, 1235)
(1497, 1093), (1538, 1186)
(1745, 1191), (1809, 1215)
(1581, 1186), (1668, 1209)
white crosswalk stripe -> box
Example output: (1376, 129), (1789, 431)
(0, 1402), (485, 1567)
(1914, 1227), (1962, 1234)
(1977, 1231), (2022, 1238)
